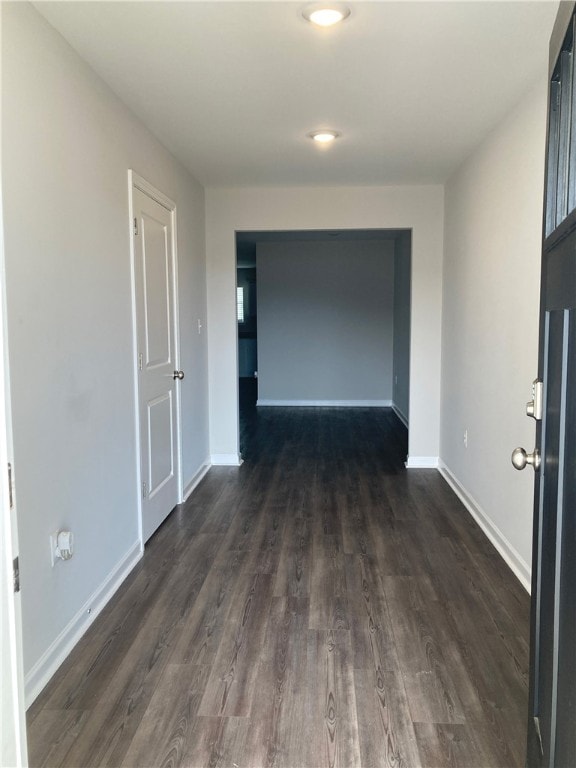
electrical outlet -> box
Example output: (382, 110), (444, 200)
(50, 530), (74, 565)
(463, 429), (468, 448)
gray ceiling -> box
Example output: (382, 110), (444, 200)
(34, 1), (558, 188)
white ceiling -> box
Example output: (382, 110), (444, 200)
(34, 1), (558, 187)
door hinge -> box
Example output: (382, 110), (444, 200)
(138, 352), (143, 371)
(7, 462), (13, 509)
(13, 557), (20, 593)
(134, 217), (139, 236)
(142, 481), (147, 499)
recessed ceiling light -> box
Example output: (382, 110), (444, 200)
(309, 130), (340, 143)
(302, 4), (351, 27)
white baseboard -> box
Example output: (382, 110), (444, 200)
(256, 399), (393, 407)
(25, 540), (142, 708)
(405, 456), (439, 469)
(182, 460), (211, 502)
(210, 453), (243, 466)
(438, 461), (531, 593)
(392, 403), (409, 427)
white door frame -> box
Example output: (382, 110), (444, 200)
(128, 171), (183, 549)
(0, 186), (28, 765)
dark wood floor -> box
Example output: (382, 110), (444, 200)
(27, 400), (530, 768)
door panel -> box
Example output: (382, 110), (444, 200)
(547, 235), (576, 306)
(529, 263), (576, 768)
(132, 184), (181, 543)
(555, 311), (576, 767)
(527, 8), (576, 767)
(147, 392), (174, 494)
(535, 312), (562, 765)
(142, 213), (171, 366)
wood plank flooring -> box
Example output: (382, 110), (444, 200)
(27, 403), (530, 767)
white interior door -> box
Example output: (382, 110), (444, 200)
(131, 180), (182, 543)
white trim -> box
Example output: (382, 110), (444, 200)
(210, 453), (243, 466)
(392, 403), (409, 427)
(438, 461), (531, 593)
(405, 456), (439, 468)
(130, 171), (176, 212)
(0, 169), (28, 764)
(127, 172), (144, 550)
(24, 541), (142, 708)
(171, 199), (184, 504)
(182, 461), (211, 502)
(256, 399), (393, 407)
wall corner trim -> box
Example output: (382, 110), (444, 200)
(438, 461), (531, 593)
(210, 453), (243, 466)
(256, 399), (393, 408)
(392, 403), (409, 427)
(182, 460), (211, 502)
(405, 456), (439, 468)
(24, 540), (142, 708)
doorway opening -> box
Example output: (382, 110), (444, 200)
(236, 236), (258, 451)
(235, 229), (411, 460)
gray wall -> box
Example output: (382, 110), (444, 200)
(206, 187), (443, 460)
(393, 233), (411, 423)
(3, 3), (208, 700)
(441, 79), (547, 587)
(257, 240), (395, 403)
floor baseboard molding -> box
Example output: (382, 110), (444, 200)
(405, 456), (439, 469)
(182, 460), (211, 502)
(256, 399), (393, 407)
(24, 540), (143, 708)
(210, 453), (243, 466)
(392, 403), (409, 427)
(438, 461), (531, 593)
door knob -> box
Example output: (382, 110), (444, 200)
(173, 370), (185, 380)
(511, 447), (541, 471)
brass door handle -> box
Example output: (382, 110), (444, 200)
(511, 447), (541, 471)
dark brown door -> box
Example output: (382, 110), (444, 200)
(525, 8), (576, 767)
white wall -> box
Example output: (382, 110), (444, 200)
(2, 3), (208, 701)
(441, 79), (548, 588)
(205, 186), (444, 465)
(257, 240), (395, 404)
(393, 233), (411, 423)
